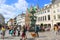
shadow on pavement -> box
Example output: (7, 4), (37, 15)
(20, 38), (35, 40)
(0, 37), (14, 39)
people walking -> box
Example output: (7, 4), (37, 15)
(40, 24), (45, 31)
(35, 25), (39, 37)
(53, 24), (58, 40)
(21, 25), (27, 40)
(1, 26), (6, 39)
(9, 26), (14, 36)
(17, 26), (20, 36)
(13, 27), (16, 36)
(54, 24), (58, 35)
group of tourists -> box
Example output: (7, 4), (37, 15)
(0, 25), (28, 40)
(21, 24), (50, 40)
(0, 24), (60, 40)
(7, 26), (21, 37)
(0, 25), (21, 39)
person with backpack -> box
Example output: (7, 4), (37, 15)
(9, 27), (14, 36)
(35, 25), (39, 37)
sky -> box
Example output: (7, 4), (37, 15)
(0, 0), (51, 23)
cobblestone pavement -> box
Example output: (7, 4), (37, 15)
(26, 31), (60, 40)
(0, 30), (60, 40)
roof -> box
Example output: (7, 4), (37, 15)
(52, 0), (60, 4)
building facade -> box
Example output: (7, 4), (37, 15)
(16, 13), (25, 26)
(35, 0), (60, 29)
(14, 17), (17, 26)
(7, 19), (14, 26)
(0, 14), (5, 25)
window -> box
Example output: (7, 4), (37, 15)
(38, 17), (40, 21)
(54, 15), (56, 19)
(44, 11), (46, 13)
(39, 17), (41, 21)
(43, 16), (44, 21)
(53, 10), (56, 13)
(41, 17), (42, 21)
(43, 11), (44, 13)
(37, 18), (39, 21)
(44, 24), (47, 28)
(58, 15), (60, 19)
(48, 9), (50, 12)
(45, 16), (46, 20)
(48, 15), (50, 20)
(38, 18), (39, 21)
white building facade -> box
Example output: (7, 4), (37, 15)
(8, 21), (11, 26)
(7, 19), (14, 26)
(16, 14), (25, 26)
(35, 0), (60, 29)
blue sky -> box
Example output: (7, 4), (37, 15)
(0, 0), (51, 22)
(26, 0), (51, 8)
(5, 0), (18, 5)
(5, 0), (51, 7)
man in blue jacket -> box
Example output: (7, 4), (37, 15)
(35, 25), (39, 37)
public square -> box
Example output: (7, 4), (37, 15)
(0, 30), (60, 40)
(0, 0), (60, 40)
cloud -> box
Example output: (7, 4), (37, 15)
(44, 3), (51, 6)
(0, 0), (28, 23)
(14, 0), (28, 12)
(0, 0), (6, 4)
(0, 4), (17, 22)
(44, 4), (49, 6)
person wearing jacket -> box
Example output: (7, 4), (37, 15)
(1, 26), (6, 39)
(35, 25), (39, 37)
